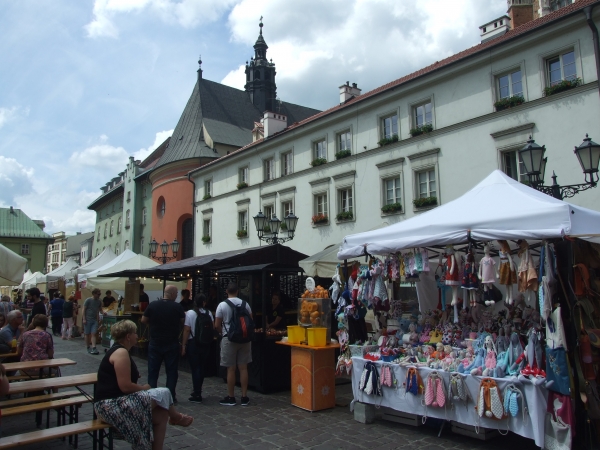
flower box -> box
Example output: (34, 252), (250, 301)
(236, 182), (248, 190)
(335, 150), (351, 160)
(202, 194), (212, 201)
(311, 158), (327, 167)
(236, 230), (248, 238)
(311, 214), (329, 225)
(413, 196), (437, 208)
(336, 211), (354, 222)
(381, 202), (402, 214)
(494, 95), (525, 111)
(543, 78), (581, 97)
(201, 235), (211, 243)
(410, 124), (433, 137)
(378, 134), (399, 147)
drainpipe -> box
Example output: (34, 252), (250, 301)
(584, 6), (600, 101)
(187, 172), (196, 257)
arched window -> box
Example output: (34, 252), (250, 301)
(117, 216), (122, 233)
(125, 210), (131, 228)
(110, 220), (114, 236)
(157, 197), (166, 217)
(142, 208), (147, 225)
(181, 218), (193, 260)
(125, 240), (130, 250)
(115, 242), (120, 255)
(140, 238), (145, 255)
(254, 69), (260, 80)
(104, 223), (108, 238)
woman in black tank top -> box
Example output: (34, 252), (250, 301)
(94, 320), (193, 450)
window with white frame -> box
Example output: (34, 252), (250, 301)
(338, 188), (353, 213)
(117, 217), (122, 234)
(417, 169), (437, 199)
(281, 151), (293, 176)
(497, 70), (523, 99)
(115, 242), (120, 255)
(264, 158), (275, 181)
(281, 201), (293, 218)
(125, 210), (131, 228)
(124, 240), (130, 250)
(338, 131), (351, 152)
(381, 114), (398, 139)
(551, 0), (573, 12)
(21, 244), (29, 255)
(142, 208), (147, 225)
(238, 211), (248, 231)
(140, 238), (144, 255)
(104, 223), (108, 238)
(239, 166), (248, 184)
(203, 219), (211, 238)
(62, 251), (66, 262)
(127, 191), (131, 202)
(501, 150), (528, 183)
(314, 140), (327, 160)
(263, 205), (274, 220)
(384, 176), (402, 205)
(204, 179), (212, 197)
(110, 220), (114, 236)
(414, 101), (432, 128)
(314, 193), (328, 218)
(97, 227), (101, 241)
(547, 50), (576, 86)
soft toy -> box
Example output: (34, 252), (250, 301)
(482, 335), (497, 377)
(478, 244), (497, 306)
(497, 240), (517, 305)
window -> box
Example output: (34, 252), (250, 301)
(124, 240), (130, 250)
(125, 210), (131, 228)
(264, 158), (274, 181)
(338, 188), (353, 213)
(281, 201), (293, 218)
(127, 191), (131, 202)
(96, 249), (99, 257)
(110, 220), (114, 236)
(21, 244), (29, 255)
(115, 242), (120, 255)
(314, 193), (328, 216)
(497, 70), (523, 99)
(381, 114), (398, 139)
(205, 180), (212, 197)
(414, 101), (432, 127)
(417, 169), (437, 198)
(142, 208), (147, 225)
(264, 205), (274, 220)
(52, 253), (58, 263)
(501, 150), (528, 183)
(104, 223), (108, 238)
(97, 228), (100, 241)
(112, 203), (115, 212)
(62, 251), (66, 262)
(384, 176), (402, 205)
(281, 152), (293, 176)
(547, 50), (576, 86)
(158, 197), (166, 217)
(117, 217), (122, 234)
(239, 166), (248, 184)
(338, 131), (351, 152)
(140, 238), (144, 255)
(314, 140), (327, 160)
(203, 219), (211, 238)
(142, 186), (147, 198)
(238, 211), (248, 231)
(551, 0), (573, 11)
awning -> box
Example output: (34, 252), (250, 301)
(0, 244), (27, 286)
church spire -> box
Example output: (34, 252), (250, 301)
(253, 16), (268, 62)
(197, 55), (203, 81)
(245, 17), (277, 113)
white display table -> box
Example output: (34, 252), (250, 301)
(351, 357), (548, 447)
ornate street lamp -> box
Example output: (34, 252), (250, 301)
(518, 134), (599, 199)
(253, 211), (299, 245)
(149, 238), (179, 264)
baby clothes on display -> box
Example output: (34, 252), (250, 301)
(518, 240), (539, 293)
(461, 259), (478, 289)
(498, 250), (517, 285)
(445, 253), (461, 286)
(479, 255), (496, 284)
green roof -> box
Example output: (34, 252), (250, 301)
(0, 208), (52, 239)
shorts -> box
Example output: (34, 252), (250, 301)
(84, 319), (99, 335)
(220, 338), (252, 367)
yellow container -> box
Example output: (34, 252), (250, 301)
(287, 326), (305, 344)
(307, 327), (327, 347)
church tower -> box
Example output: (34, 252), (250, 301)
(244, 18), (277, 113)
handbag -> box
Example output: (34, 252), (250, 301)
(545, 347), (570, 396)
(544, 413), (571, 450)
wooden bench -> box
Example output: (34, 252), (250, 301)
(7, 372), (58, 382)
(0, 389), (81, 408)
(7, 373), (97, 396)
(0, 419), (113, 450)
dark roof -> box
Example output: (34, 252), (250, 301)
(0, 208), (52, 239)
(88, 182), (123, 210)
(134, 137), (171, 180)
(154, 79), (320, 169)
(66, 231), (95, 256)
(189, 0), (600, 175)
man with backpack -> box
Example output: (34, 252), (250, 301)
(214, 282), (254, 406)
(181, 293), (214, 403)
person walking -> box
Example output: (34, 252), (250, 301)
(141, 285), (185, 403)
(49, 292), (65, 336)
(83, 288), (102, 355)
(214, 282), (253, 406)
(27, 288), (46, 327)
(179, 289), (193, 312)
(181, 293), (214, 403)
(62, 295), (76, 340)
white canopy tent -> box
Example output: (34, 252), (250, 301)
(299, 244), (362, 278)
(85, 252), (161, 290)
(0, 243), (27, 286)
(43, 257), (79, 282)
(338, 170), (600, 259)
(79, 249), (137, 283)
(76, 247), (116, 276)
(20, 270), (46, 289)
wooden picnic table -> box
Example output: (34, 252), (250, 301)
(0, 351), (19, 360)
(3, 358), (76, 373)
(8, 373), (97, 396)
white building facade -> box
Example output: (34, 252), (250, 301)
(190, 2), (600, 260)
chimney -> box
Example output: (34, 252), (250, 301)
(507, 0), (534, 29)
(263, 111), (287, 138)
(339, 81), (362, 104)
(479, 16), (511, 43)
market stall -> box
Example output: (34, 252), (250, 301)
(335, 171), (600, 447)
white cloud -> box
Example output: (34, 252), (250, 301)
(134, 129), (173, 162)
(69, 138), (129, 173)
(0, 106), (27, 128)
(0, 156), (36, 207)
(221, 64), (246, 90)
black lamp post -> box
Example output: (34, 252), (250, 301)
(518, 134), (599, 199)
(253, 211), (299, 245)
(149, 238), (179, 264)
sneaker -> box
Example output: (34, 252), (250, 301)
(188, 395), (202, 403)
(87, 347), (92, 354)
(90, 347), (100, 355)
(219, 396), (236, 406)
(241, 396), (250, 406)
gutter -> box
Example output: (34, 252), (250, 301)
(584, 5), (600, 102)
(187, 172), (196, 256)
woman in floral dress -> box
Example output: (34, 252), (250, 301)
(94, 320), (193, 450)
(17, 314), (54, 376)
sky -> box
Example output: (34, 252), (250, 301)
(0, 0), (505, 235)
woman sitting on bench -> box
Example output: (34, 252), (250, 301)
(18, 314), (54, 377)
(94, 320), (193, 450)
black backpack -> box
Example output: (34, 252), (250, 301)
(224, 299), (255, 343)
(192, 309), (214, 345)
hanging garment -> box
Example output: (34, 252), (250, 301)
(424, 371), (446, 408)
(358, 361), (382, 396)
(405, 367), (424, 396)
(498, 250), (517, 285)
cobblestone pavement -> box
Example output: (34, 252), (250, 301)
(1, 337), (539, 449)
